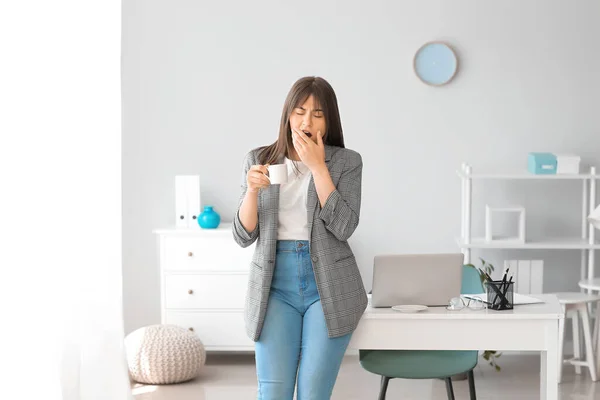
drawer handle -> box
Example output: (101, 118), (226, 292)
(188, 289), (194, 295)
(188, 252), (193, 257)
(188, 327), (194, 332)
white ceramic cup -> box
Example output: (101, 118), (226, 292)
(267, 164), (288, 185)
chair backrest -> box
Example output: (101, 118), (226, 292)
(461, 265), (484, 295)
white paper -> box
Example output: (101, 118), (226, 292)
(464, 293), (544, 305)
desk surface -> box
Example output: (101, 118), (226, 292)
(355, 294), (562, 399)
(364, 294), (563, 320)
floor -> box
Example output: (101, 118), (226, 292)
(132, 352), (600, 400)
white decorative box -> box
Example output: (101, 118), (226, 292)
(556, 154), (581, 174)
(485, 205), (526, 244)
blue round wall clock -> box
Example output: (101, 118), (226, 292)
(413, 42), (458, 86)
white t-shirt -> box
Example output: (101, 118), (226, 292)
(277, 157), (312, 240)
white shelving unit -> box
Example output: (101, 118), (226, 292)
(458, 163), (599, 290)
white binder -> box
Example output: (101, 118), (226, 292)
(186, 175), (201, 229)
(175, 176), (188, 228)
(175, 175), (201, 229)
(504, 259), (544, 294)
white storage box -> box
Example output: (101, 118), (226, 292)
(485, 205), (526, 243)
(556, 154), (581, 174)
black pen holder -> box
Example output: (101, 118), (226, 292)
(486, 281), (514, 310)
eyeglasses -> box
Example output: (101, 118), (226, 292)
(446, 296), (486, 311)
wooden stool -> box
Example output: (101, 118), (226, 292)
(578, 279), (600, 372)
(555, 292), (600, 382)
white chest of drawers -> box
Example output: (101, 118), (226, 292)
(154, 223), (255, 351)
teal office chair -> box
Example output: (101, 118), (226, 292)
(359, 265), (483, 400)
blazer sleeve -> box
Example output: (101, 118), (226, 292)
(318, 151), (362, 242)
(232, 150), (259, 248)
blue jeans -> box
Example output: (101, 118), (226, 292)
(255, 240), (352, 400)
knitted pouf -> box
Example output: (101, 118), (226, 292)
(125, 324), (206, 384)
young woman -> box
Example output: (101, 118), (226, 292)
(232, 76), (368, 400)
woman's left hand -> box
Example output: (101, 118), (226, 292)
(291, 128), (326, 172)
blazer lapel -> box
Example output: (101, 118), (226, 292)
(307, 145), (334, 241)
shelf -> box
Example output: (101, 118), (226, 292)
(456, 170), (599, 180)
(456, 237), (600, 250)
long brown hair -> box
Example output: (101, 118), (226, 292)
(257, 76), (345, 166)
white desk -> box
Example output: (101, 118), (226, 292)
(348, 294), (564, 400)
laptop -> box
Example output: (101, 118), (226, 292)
(370, 253), (464, 308)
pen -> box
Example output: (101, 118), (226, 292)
(501, 268), (509, 294)
(502, 276), (513, 297)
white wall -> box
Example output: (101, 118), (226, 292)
(122, 0), (600, 334)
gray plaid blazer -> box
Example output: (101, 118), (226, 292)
(232, 144), (368, 341)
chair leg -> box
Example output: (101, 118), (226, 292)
(445, 377), (455, 400)
(467, 369), (477, 400)
(558, 308), (566, 383)
(595, 303), (600, 373)
(573, 308), (582, 374)
(580, 305), (598, 381)
(593, 302), (600, 353)
(378, 376), (390, 400)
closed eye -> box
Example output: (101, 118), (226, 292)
(294, 107), (323, 117)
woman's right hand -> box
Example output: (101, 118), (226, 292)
(246, 164), (271, 193)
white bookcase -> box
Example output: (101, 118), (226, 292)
(457, 163), (600, 291)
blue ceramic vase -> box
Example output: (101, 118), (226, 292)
(198, 206), (220, 229)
